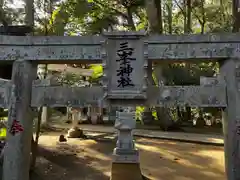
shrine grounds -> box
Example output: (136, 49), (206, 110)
(31, 129), (225, 180)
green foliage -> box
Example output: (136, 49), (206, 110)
(50, 3), (70, 35)
(135, 106), (144, 122)
(57, 71), (85, 86)
(41, 0), (231, 100)
(1, 0), (234, 124)
(89, 64), (103, 79)
(0, 128), (6, 138)
(162, 62), (217, 85)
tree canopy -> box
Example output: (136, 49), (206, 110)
(0, 0), (237, 128)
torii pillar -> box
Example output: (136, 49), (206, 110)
(220, 59), (240, 180)
(3, 60), (37, 180)
(101, 31), (148, 180)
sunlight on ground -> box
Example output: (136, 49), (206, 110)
(38, 134), (225, 180)
(70, 139), (111, 161)
(136, 143), (204, 169)
(39, 136), (111, 177)
(136, 143), (178, 159)
(206, 138), (223, 143)
(192, 149), (225, 168)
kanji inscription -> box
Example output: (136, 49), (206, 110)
(10, 120), (23, 136)
(103, 35), (147, 100)
(116, 42), (136, 88)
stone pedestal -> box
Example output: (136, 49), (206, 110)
(67, 108), (83, 138)
(111, 111), (143, 180)
(111, 163), (143, 180)
(71, 108), (82, 126)
(90, 107), (99, 124)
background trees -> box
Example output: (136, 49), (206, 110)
(0, 0), (237, 130)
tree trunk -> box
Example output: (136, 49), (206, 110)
(126, 7), (136, 31)
(200, 0), (205, 34)
(30, 0), (54, 170)
(25, 0), (34, 28)
(39, 0), (54, 126)
(184, 0), (192, 120)
(154, 65), (175, 130)
(25, 0), (36, 172)
(30, 107), (42, 170)
(185, 106), (192, 121)
(0, 0), (8, 27)
(183, 0), (187, 33)
(142, 61), (154, 125)
(220, 0), (225, 22)
(233, 0), (240, 32)
(145, 0), (175, 130)
(166, 0), (173, 34)
(186, 0), (192, 33)
(145, 0), (163, 34)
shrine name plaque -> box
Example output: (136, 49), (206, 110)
(102, 32), (148, 100)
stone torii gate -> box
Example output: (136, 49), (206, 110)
(0, 31), (238, 180)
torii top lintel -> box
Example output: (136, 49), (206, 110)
(0, 32), (240, 63)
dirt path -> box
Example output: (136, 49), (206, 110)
(34, 132), (225, 180)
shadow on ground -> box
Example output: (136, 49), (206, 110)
(83, 134), (225, 180)
(33, 144), (110, 180)
(36, 132), (225, 180)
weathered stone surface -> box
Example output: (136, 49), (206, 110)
(0, 84), (227, 108)
(0, 45), (102, 62)
(3, 60), (37, 180)
(148, 43), (239, 60)
(33, 78), (59, 87)
(31, 86), (104, 107)
(67, 127), (84, 138)
(0, 78), (10, 86)
(0, 78), (69, 108)
(147, 86), (227, 107)
(113, 111), (139, 163)
(0, 78), (60, 88)
(0, 79), (11, 108)
(220, 59), (240, 180)
(0, 35), (104, 45)
(111, 163), (143, 180)
(0, 32), (236, 180)
(102, 34), (148, 100)
(147, 33), (240, 43)
(0, 33), (240, 62)
(115, 111), (136, 130)
(200, 76), (224, 86)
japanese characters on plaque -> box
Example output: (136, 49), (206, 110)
(116, 42), (135, 88)
(103, 35), (147, 100)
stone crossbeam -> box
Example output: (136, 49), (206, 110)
(148, 86), (226, 107)
(0, 79), (227, 108)
(0, 78), (105, 108)
(0, 78), (11, 108)
(0, 33), (240, 62)
(31, 86), (104, 107)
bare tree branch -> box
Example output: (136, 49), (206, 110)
(173, 0), (185, 15)
(93, 0), (129, 20)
